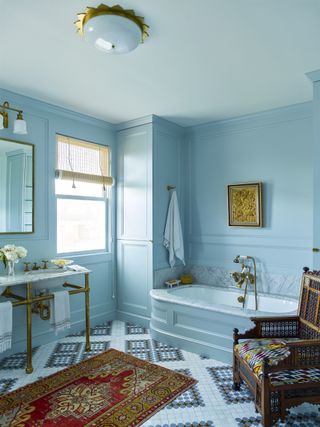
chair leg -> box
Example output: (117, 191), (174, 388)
(279, 391), (286, 422)
(232, 353), (241, 391)
(261, 375), (271, 427)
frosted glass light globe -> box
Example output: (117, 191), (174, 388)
(13, 118), (27, 134)
(84, 15), (142, 54)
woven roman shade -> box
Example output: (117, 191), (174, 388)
(56, 135), (113, 187)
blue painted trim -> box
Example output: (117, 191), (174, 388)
(116, 114), (185, 135)
(187, 101), (312, 137)
(115, 114), (154, 131)
(116, 310), (150, 328)
(0, 88), (114, 130)
(306, 69), (320, 83)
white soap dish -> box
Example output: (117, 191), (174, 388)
(165, 279), (181, 288)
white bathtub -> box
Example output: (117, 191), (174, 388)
(149, 285), (298, 363)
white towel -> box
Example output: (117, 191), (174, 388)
(0, 301), (12, 353)
(164, 190), (185, 268)
(50, 291), (71, 335)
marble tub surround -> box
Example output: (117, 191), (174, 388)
(184, 265), (301, 298)
(154, 265), (185, 289)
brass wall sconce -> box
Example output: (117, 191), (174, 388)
(0, 101), (28, 134)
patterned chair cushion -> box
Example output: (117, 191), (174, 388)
(269, 367), (320, 386)
(235, 339), (291, 377)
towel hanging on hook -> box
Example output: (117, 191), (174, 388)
(163, 190), (185, 267)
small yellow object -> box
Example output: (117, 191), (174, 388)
(50, 259), (73, 268)
(180, 275), (193, 284)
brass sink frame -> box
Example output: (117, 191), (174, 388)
(1, 272), (91, 374)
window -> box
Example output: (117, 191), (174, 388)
(55, 135), (112, 254)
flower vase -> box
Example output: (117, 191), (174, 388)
(7, 260), (15, 277)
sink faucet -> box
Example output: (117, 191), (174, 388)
(231, 255), (257, 310)
(32, 262), (41, 271)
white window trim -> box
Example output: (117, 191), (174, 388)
(56, 192), (110, 257)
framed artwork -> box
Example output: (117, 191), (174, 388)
(227, 182), (262, 227)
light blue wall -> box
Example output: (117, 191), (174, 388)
(186, 102), (313, 287)
(152, 118), (186, 270)
(0, 85), (315, 356)
(0, 88), (117, 354)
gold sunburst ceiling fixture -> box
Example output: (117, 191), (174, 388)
(75, 4), (149, 54)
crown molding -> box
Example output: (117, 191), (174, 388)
(116, 114), (185, 135)
(187, 101), (312, 138)
(306, 69), (320, 83)
(0, 88), (114, 130)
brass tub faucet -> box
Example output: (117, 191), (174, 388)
(230, 255), (257, 310)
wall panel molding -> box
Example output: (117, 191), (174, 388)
(188, 234), (312, 251)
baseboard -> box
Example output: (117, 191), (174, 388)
(116, 310), (151, 328)
(2, 310), (117, 357)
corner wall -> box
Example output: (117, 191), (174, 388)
(185, 103), (313, 298)
(0, 88), (117, 355)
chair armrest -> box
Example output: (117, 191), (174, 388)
(233, 316), (300, 344)
(262, 339), (320, 376)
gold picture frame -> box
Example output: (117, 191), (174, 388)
(227, 182), (262, 227)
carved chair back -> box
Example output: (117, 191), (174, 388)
(299, 270), (320, 339)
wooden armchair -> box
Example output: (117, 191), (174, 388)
(233, 268), (320, 427)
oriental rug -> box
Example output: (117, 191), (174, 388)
(0, 348), (196, 426)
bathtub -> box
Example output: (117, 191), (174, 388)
(149, 285), (298, 364)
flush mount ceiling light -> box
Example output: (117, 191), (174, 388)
(75, 4), (149, 54)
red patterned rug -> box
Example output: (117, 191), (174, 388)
(0, 348), (196, 426)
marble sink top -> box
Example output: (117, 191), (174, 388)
(24, 268), (68, 276)
(0, 267), (90, 290)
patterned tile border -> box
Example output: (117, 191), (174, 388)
(0, 347), (39, 370)
(0, 378), (18, 395)
(167, 369), (205, 409)
(207, 366), (253, 404)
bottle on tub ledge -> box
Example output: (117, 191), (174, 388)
(180, 275), (193, 285)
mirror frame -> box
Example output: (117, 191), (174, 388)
(0, 137), (35, 235)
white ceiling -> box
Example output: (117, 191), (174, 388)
(1, 0), (320, 126)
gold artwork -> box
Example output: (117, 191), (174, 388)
(228, 183), (262, 227)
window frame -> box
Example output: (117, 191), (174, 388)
(55, 135), (112, 256)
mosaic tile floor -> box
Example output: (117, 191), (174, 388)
(0, 320), (319, 427)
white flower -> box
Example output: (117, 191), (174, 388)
(0, 245), (27, 266)
(16, 246), (27, 259)
(5, 252), (18, 262)
(3, 244), (16, 251)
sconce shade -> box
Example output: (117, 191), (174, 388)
(13, 117), (27, 134)
(84, 14), (141, 53)
(0, 114), (4, 130)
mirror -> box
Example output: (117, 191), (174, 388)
(0, 138), (34, 234)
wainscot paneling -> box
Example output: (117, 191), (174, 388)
(0, 88), (116, 356)
(185, 102), (313, 297)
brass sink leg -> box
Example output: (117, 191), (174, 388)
(85, 273), (91, 352)
(26, 282), (33, 374)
